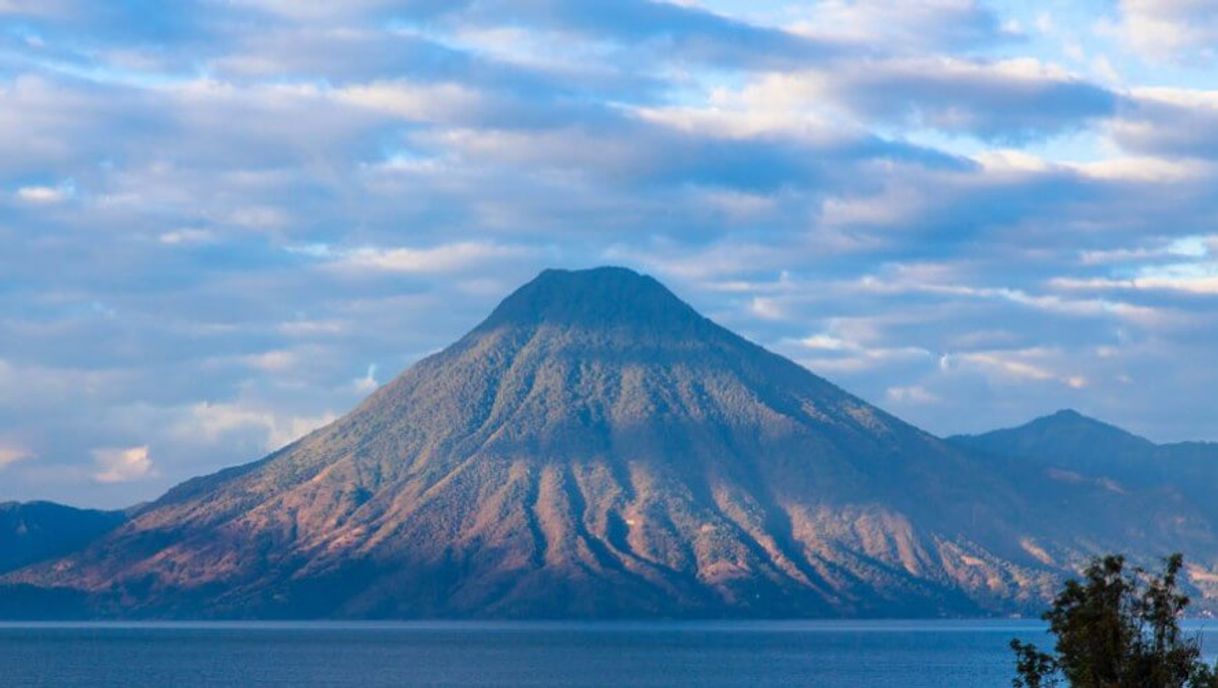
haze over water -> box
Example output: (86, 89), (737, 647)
(7, 619), (1215, 688)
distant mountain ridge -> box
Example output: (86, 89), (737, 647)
(0, 502), (126, 574)
(3, 268), (1218, 618)
(950, 411), (1218, 565)
(952, 409), (1157, 473)
(951, 409), (1218, 493)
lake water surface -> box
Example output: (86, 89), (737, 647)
(1, 620), (1215, 687)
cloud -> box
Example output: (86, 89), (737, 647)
(1053, 264), (1218, 296)
(1079, 234), (1213, 264)
(637, 57), (1117, 145)
(92, 445), (154, 483)
(855, 266), (1167, 326)
(2, 0), (1218, 507)
(240, 349), (298, 372)
(885, 385), (940, 404)
(1111, 89), (1218, 160)
(158, 227), (215, 245)
(434, 0), (846, 70)
(940, 350), (1088, 389)
(792, 331), (933, 374)
(296, 241), (537, 275)
(1115, 0), (1218, 63)
(1133, 270), (1218, 294)
(1066, 156), (1211, 183)
(352, 364), (379, 393)
(791, 0), (1014, 52)
(176, 401), (337, 452)
(15, 180), (74, 204)
(337, 80), (488, 121)
(1049, 233), (1218, 295)
(817, 58), (1117, 141)
(0, 444), (33, 468)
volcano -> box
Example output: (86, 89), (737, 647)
(7, 267), (1215, 618)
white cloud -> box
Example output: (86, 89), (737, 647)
(1079, 234), (1213, 265)
(307, 241), (535, 275)
(1135, 267), (1218, 294)
(92, 445), (155, 483)
(972, 149), (1052, 173)
(789, 326), (934, 374)
(886, 385), (940, 404)
(337, 81), (486, 122)
(645, 57), (1114, 142)
(159, 228), (215, 245)
(939, 350), (1088, 389)
(1107, 88), (1218, 162)
(1052, 252), (1218, 295)
(1116, 0), (1218, 63)
(1130, 86), (1218, 109)
(1067, 156), (1210, 182)
(240, 349), (298, 372)
(0, 444), (33, 468)
(353, 364), (379, 393)
(819, 183), (929, 230)
(856, 268), (1169, 326)
(800, 334), (852, 351)
(177, 401), (337, 451)
(634, 84), (842, 141)
(15, 182), (73, 204)
(790, 0), (1009, 51)
(749, 296), (786, 320)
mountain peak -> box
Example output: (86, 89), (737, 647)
(1028, 409), (1137, 437)
(478, 266), (705, 332)
(951, 408), (1157, 470)
(967, 408), (1153, 447)
(1043, 408), (1097, 424)
(1047, 408), (1085, 420)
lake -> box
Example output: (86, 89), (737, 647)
(0, 620), (1215, 687)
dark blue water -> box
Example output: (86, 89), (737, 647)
(0, 620), (1214, 687)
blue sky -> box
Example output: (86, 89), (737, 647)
(2, 0), (1218, 507)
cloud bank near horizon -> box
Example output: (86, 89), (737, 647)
(2, 0), (1217, 506)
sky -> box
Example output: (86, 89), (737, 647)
(1, 0), (1217, 508)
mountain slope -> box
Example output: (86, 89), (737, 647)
(0, 502), (126, 574)
(4, 268), (1214, 618)
(951, 410), (1218, 567)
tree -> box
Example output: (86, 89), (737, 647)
(1011, 554), (1218, 688)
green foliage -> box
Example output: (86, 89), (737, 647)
(1012, 636), (1061, 688)
(1012, 554), (1218, 688)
